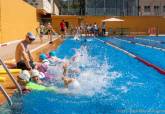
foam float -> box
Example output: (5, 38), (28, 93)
(0, 77), (6, 82)
(0, 69), (21, 74)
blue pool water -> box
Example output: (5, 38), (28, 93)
(138, 36), (165, 42)
(103, 37), (165, 69)
(118, 36), (165, 49)
(1, 37), (165, 114)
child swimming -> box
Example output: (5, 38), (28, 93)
(62, 76), (81, 90)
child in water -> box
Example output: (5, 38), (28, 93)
(62, 76), (80, 90)
(18, 70), (80, 94)
(18, 69), (60, 93)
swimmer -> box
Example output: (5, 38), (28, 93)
(48, 51), (63, 64)
(17, 70), (72, 94)
(37, 53), (50, 73)
(30, 69), (44, 84)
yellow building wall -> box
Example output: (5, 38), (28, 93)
(0, 0), (39, 44)
(52, 16), (165, 35)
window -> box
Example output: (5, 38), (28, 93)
(154, 6), (159, 10)
(144, 6), (151, 12)
(35, 3), (38, 6)
(138, 6), (141, 10)
(163, 6), (165, 12)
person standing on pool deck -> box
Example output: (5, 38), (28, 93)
(15, 32), (36, 71)
(39, 24), (45, 43)
(46, 23), (54, 44)
(60, 20), (65, 39)
(101, 22), (106, 36)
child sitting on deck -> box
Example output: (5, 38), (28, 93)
(37, 53), (50, 74)
(18, 70), (58, 93)
(48, 51), (63, 64)
(37, 52), (67, 79)
(30, 69), (44, 84)
(37, 51), (80, 80)
(48, 51), (69, 76)
(17, 70), (80, 94)
(18, 69), (43, 84)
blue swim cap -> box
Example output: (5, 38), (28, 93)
(39, 53), (47, 60)
(49, 51), (56, 57)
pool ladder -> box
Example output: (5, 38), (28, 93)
(0, 58), (22, 106)
(0, 84), (13, 106)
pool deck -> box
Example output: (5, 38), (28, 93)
(0, 35), (63, 106)
(0, 35), (58, 61)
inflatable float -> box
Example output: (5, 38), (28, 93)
(0, 77), (6, 82)
(0, 69), (21, 74)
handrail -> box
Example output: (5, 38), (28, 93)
(0, 84), (13, 106)
(0, 58), (22, 95)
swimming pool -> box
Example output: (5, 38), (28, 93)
(117, 36), (165, 49)
(1, 37), (165, 114)
(103, 37), (165, 70)
(138, 36), (165, 42)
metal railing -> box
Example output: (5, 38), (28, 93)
(0, 58), (22, 95)
(0, 84), (13, 106)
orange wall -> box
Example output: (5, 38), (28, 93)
(52, 16), (165, 35)
(51, 16), (79, 33)
(0, 0), (39, 44)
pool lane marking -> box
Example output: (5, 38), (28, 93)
(114, 37), (165, 52)
(113, 37), (165, 52)
(134, 37), (164, 43)
(96, 38), (165, 75)
(97, 38), (136, 58)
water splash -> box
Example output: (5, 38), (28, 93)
(73, 27), (81, 40)
(73, 34), (80, 40)
(66, 46), (112, 96)
(45, 45), (123, 97)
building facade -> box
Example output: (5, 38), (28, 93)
(24, 0), (60, 15)
(0, 0), (38, 43)
(59, 0), (82, 15)
(85, 0), (139, 16)
(139, 0), (165, 16)
(59, 0), (165, 16)
(60, 0), (139, 16)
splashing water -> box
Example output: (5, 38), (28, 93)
(74, 34), (80, 40)
(73, 27), (81, 40)
(66, 46), (121, 96)
(42, 45), (123, 97)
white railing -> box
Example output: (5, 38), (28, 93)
(0, 84), (13, 106)
(0, 58), (22, 95)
